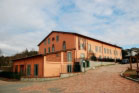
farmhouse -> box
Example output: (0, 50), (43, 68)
(13, 31), (122, 78)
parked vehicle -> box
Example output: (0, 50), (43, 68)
(121, 59), (129, 64)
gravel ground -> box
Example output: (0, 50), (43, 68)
(0, 63), (139, 93)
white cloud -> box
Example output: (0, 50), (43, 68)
(0, 0), (139, 56)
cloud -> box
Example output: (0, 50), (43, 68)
(0, 0), (139, 56)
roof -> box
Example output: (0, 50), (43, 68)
(38, 31), (122, 49)
(12, 54), (43, 61)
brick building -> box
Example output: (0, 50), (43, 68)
(13, 31), (122, 78)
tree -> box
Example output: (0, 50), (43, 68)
(122, 49), (128, 58)
(0, 49), (2, 56)
(11, 49), (38, 60)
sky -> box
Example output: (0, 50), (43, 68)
(0, 0), (139, 56)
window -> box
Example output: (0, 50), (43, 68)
(44, 40), (46, 45)
(116, 51), (118, 56)
(34, 64), (38, 76)
(56, 35), (59, 42)
(27, 65), (31, 76)
(20, 65), (24, 75)
(48, 47), (50, 53)
(107, 49), (109, 54)
(67, 52), (72, 62)
(80, 43), (85, 50)
(95, 46), (98, 52)
(44, 48), (46, 55)
(52, 37), (55, 41)
(52, 44), (55, 52)
(48, 38), (50, 44)
(88, 44), (91, 52)
(67, 65), (72, 72)
(114, 50), (117, 55)
(63, 41), (66, 50)
(99, 47), (101, 53)
(110, 49), (112, 54)
(104, 48), (106, 54)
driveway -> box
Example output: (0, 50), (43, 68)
(0, 64), (139, 93)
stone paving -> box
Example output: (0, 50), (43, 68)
(0, 63), (139, 93)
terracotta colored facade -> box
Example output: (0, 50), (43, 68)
(13, 31), (122, 78)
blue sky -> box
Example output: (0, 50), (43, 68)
(0, 0), (139, 56)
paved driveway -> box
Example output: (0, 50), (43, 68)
(0, 64), (139, 93)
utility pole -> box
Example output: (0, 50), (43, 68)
(129, 49), (132, 70)
(129, 56), (132, 70)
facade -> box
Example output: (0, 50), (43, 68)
(13, 31), (122, 78)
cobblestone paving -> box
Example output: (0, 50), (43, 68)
(0, 64), (139, 93)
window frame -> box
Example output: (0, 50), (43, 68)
(67, 51), (72, 62)
(88, 44), (91, 52)
(95, 46), (98, 52)
(56, 35), (59, 42)
(63, 41), (66, 50)
(99, 47), (101, 53)
(52, 44), (55, 52)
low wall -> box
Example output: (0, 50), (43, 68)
(21, 77), (59, 81)
(60, 73), (81, 78)
(90, 61), (116, 67)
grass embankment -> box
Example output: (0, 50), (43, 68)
(123, 69), (138, 79)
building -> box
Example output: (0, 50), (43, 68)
(13, 31), (122, 78)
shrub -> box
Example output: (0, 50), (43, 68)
(0, 71), (21, 80)
(91, 55), (97, 61)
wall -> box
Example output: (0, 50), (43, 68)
(13, 56), (44, 78)
(75, 35), (122, 60)
(39, 32), (76, 54)
(43, 51), (75, 77)
(46, 52), (61, 62)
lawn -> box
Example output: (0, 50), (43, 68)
(123, 69), (139, 80)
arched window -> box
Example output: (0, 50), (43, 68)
(63, 41), (66, 50)
(52, 44), (55, 52)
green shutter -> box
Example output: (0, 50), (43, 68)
(34, 64), (38, 76)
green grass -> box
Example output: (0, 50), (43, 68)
(123, 69), (139, 79)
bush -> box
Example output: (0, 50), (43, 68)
(91, 55), (97, 61)
(0, 71), (21, 80)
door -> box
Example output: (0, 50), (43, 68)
(34, 64), (38, 76)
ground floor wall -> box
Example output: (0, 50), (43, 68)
(13, 56), (44, 78)
(13, 49), (83, 78)
(43, 50), (75, 77)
